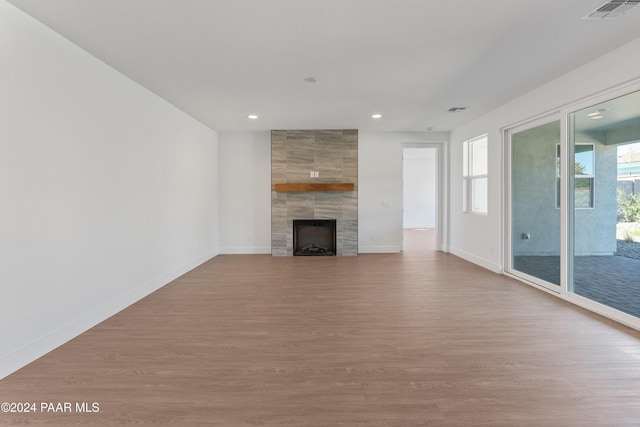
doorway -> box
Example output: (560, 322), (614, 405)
(402, 147), (438, 250)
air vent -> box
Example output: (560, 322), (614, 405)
(584, 0), (640, 19)
(448, 107), (468, 112)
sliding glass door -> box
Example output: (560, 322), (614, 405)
(509, 119), (562, 289)
(569, 90), (640, 319)
(507, 88), (640, 325)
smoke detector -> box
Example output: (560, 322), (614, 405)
(584, 0), (640, 19)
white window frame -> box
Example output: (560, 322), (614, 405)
(556, 143), (595, 209)
(463, 134), (488, 214)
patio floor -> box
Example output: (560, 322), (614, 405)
(513, 254), (640, 318)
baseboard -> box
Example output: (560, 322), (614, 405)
(403, 224), (435, 229)
(0, 249), (218, 380)
(449, 246), (502, 273)
(219, 246), (271, 254)
(358, 246), (402, 254)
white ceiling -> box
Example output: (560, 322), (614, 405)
(7, 0), (640, 132)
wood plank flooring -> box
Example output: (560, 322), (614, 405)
(2, 230), (640, 426)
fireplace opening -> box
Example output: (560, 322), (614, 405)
(293, 219), (337, 256)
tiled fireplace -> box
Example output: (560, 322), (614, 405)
(271, 130), (358, 256)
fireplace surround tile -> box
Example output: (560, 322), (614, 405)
(271, 129), (358, 256)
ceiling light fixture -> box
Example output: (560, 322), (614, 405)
(247, 114), (258, 120)
(588, 108), (609, 119)
(371, 114), (382, 119)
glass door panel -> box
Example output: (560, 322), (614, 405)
(570, 90), (640, 318)
(510, 120), (562, 287)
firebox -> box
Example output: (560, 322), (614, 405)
(293, 219), (337, 256)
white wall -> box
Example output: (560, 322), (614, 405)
(448, 36), (640, 273)
(403, 148), (436, 229)
(0, 2), (219, 379)
(358, 132), (448, 253)
(218, 132), (272, 253)
(217, 131), (448, 254)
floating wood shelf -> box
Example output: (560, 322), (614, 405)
(274, 183), (355, 192)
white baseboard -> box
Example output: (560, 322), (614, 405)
(219, 246), (271, 254)
(449, 246), (502, 273)
(358, 246), (402, 254)
(403, 224), (435, 229)
(0, 250), (218, 380)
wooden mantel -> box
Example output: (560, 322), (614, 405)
(274, 183), (355, 192)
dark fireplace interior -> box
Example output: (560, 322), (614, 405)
(293, 219), (337, 256)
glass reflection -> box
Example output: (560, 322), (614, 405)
(570, 90), (640, 318)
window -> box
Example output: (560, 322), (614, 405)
(574, 144), (594, 208)
(556, 143), (594, 208)
(463, 134), (488, 214)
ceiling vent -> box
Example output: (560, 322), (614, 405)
(448, 107), (468, 112)
(584, 0), (640, 19)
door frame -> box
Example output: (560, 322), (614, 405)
(401, 142), (447, 252)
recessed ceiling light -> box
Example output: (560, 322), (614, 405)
(587, 112), (601, 117)
(590, 115), (604, 120)
(247, 114), (258, 120)
(372, 114), (382, 119)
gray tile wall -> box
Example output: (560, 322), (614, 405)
(271, 130), (358, 256)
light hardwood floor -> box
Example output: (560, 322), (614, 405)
(2, 230), (640, 426)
